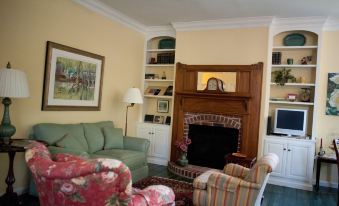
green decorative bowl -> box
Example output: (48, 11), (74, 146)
(283, 33), (306, 46)
(158, 38), (175, 49)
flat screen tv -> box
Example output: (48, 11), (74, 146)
(273, 108), (307, 136)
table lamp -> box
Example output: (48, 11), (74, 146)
(123, 88), (143, 136)
(0, 62), (29, 144)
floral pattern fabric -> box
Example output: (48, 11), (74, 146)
(26, 141), (174, 206)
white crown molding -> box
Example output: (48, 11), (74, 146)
(271, 16), (327, 34)
(323, 17), (339, 31)
(145, 26), (176, 39)
(72, 0), (147, 33)
(171, 16), (274, 31)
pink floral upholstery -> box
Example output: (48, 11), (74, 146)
(25, 141), (175, 206)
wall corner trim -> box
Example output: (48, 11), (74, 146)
(72, 0), (147, 33)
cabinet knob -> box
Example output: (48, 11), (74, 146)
(148, 132), (151, 134)
(288, 149), (291, 152)
(283, 148), (286, 151)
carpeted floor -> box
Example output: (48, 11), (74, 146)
(133, 176), (194, 206)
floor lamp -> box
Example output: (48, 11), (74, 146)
(0, 62), (29, 144)
(123, 88), (143, 136)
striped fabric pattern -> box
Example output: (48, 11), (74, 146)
(192, 153), (279, 206)
(193, 169), (222, 190)
(224, 163), (250, 179)
(244, 153), (279, 183)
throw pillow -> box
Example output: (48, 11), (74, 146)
(83, 123), (105, 153)
(103, 127), (124, 149)
(55, 133), (87, 152)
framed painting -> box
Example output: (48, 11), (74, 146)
(326, 73), (339, 116)
(157, 100), (169, 113)
(42, 41), (105, 111)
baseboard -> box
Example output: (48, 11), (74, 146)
(0, 186), (28, 196)
(268, 177), (313, 191)
(316, 180), (338, 189)
(147, 157), (168, 166)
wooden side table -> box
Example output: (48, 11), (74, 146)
(0, 140), (30, 206)
(225, 153), (257, 168)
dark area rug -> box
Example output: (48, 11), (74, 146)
(133, 176), (193, 206)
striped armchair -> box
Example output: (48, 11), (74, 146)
(193, 153), (278, 206)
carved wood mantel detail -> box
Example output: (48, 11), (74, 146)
(171, 62), (263, 161)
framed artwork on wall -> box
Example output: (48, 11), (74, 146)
(42, 41), (105, 111)
(326, 73), (339, 116)
(157, 100), (169, 113)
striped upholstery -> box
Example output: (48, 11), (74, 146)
(224, 163), (250, 179)
(193, 153), (279, 206)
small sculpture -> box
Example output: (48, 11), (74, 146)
(301, 56), (312, 65)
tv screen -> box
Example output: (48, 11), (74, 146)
(274, 108), (307, 136)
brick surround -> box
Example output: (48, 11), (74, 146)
(183, 112), (242, 151)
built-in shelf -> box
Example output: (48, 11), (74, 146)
(144, 95), (173, 99)
(144, 79), (174, 82)
(269, 100), (314, 105)
(145, 64), (175, 67)
(273, 46), (318, 50)
(270, 83), (315, 87)
(272, 64), (316, 68)
(146, 49), (175, 52)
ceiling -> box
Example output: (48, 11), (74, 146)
(95, 0), (339, 26)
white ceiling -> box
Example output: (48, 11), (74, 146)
(95, 0), (339, 26)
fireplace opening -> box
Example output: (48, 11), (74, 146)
(187, 124), (239, 169)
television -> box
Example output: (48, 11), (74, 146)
(273, 108), (307, 136)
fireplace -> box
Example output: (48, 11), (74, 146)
(184, 113), (241, 169)
(171, 62), (263, 162)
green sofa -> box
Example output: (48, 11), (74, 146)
(29, 121), (149, 195)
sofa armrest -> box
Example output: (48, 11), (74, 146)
(123, 136), (150, 153)
(224, 163), (250, 179)
(193, 169), (222, 190)
(48, 146), (89, 158)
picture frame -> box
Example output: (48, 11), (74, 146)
(144, 114), (154, 123)
(42, 41), (105, 111)
(326, 73), (339, 116)
(165, 116), (171, 125)
(157, 100), (169, 113)
(287, 93), (297, 102)
(153, 115), (164, 124)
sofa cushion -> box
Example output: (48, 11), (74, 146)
(103, 127), (124, 149)
(83, 123), (105, 153)
(33, 123), (88, 151)
(92, 149), (146, 170)
(55, 133), (87, 152)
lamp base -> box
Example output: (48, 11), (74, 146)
(0, 97), (16, 144)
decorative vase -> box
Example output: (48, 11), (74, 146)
(176, 152), (188, 167)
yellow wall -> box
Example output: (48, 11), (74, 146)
(317, 31), (339, 183)
(0, 0), (144, 193)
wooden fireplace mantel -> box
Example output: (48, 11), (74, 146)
(171, 62), (263, 161)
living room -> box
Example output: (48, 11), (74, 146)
(1, 0), (339, 205)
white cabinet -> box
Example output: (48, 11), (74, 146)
(137, 123), (171, 165)
(263, 136), (315, 191)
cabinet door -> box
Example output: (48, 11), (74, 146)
(136, 124), (153, 156)
(285, 143), (311, 181)
(152, 126), (170, 159)
(264, 139), (286, 177)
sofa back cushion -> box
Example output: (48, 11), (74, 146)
(103, 127), (124, 149)
(55, 133), (87, 152)
(83, 121), (114, 153)
(33, 123), (88, 151)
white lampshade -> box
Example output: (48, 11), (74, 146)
(0, 68), (29, 98)
(123, 88), (143, 104)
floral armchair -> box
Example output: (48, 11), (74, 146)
(25, 141), (175, 206)
(193, 153), (279, 206)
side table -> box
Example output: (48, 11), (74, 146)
(225, 153), (257, 168)
(0, 140), (30, 206)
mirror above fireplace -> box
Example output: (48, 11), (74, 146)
(197, 72), (237, 92)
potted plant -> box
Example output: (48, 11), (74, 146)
(174, 137), (191, 167)
(272, 68), (296, 86)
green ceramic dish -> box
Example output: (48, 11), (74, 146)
(158, 38), (175, 49)
(283, 33), (306, 46)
